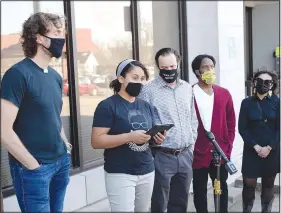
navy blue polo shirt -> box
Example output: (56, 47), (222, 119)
(1, 58), (66, 163)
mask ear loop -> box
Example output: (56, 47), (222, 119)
(195, 70), (202, 78)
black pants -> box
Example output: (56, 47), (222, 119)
(193, 163), (229, 213)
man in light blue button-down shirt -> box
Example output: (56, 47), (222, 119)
(138, 47), (198, 213)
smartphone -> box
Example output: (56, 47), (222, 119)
(146, 124), (174, 136)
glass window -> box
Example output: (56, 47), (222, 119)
(138, 1), (180, 81)
(1, 1), (70, 189)
(37, 1), (64, 14)
(73, 1), (133, 164)
(138, 1), (155, 81)
(1, 1), (35, 189)
(38, 1), (72, 148)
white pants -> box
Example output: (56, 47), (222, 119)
(104, 171), (155, 212)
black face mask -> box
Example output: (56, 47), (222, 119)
(255, 82), (271, 95)
(159, 69), (178, 83)
(42, 35), (65, 58)
(125, 82), (143, 97)
(255, 78), (272, 95)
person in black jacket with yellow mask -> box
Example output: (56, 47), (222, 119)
(238, 69), (280, 213)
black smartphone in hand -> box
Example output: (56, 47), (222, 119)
(146, 124), (174, 136)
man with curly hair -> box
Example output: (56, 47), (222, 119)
(1, 12), (71, 212)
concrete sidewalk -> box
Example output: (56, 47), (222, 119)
(76, 190), (280, 212)
(76, 154), (280, 212)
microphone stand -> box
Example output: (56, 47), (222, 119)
(212, 148), (222, 213)
(205, 131), (238, 213)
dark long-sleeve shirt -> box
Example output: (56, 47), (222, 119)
(238, 95), (280, 150)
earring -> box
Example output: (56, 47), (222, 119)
(268, 90), (272, 96)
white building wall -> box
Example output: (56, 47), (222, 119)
(186, 1), (220, 85)
(217, 1), (245, 165)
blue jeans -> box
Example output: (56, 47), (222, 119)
(10, 153), (70, 213)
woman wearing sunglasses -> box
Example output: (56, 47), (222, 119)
(238, 69), (280, 213)
(91, 59), (165, 212)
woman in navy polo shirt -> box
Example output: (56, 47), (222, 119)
(91, 59), (165, 212)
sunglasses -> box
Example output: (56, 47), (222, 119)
(256, 78), (273, 86)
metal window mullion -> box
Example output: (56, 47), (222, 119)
(63, 0), (83, 169)
(178, 0), (189, 82)
(130, 0), (140, 60)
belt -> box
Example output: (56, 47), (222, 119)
(153, 146), (189, 156)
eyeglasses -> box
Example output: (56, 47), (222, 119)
(131, 122), (148, 129)
(256, 78), (273, 86)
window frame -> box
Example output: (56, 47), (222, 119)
(178, 0), (189, 82)
(245, 7), (254, 97)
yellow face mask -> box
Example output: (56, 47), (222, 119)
(201, 69), (216, 85)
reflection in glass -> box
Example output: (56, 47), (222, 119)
(73, 1), (133, 164)
(138, 1), (156, 81)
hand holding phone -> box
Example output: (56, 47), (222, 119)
(153, 130), (167, 145)
(129, 130), (152, 144)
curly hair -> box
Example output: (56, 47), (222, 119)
(252, 68), (279, 95)
(20, 12), (66, 58)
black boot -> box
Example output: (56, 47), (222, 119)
(242, 199), (254, 213)
(261, 196), (275, 213)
